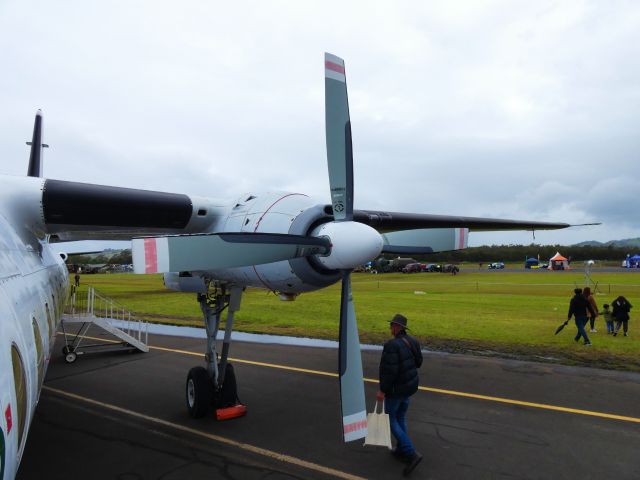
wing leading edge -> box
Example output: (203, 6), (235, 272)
(351, 209), (571, 233)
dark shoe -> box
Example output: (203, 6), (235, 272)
(391, 448), (409, 463)
(613, 332), (618, 337)
(403, 452), (423, 476)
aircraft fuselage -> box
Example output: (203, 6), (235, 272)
(0, 209), (67, 479)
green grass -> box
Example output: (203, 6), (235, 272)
(74, 269), (640, 371)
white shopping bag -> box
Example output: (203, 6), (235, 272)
(363, 400), (392, 449)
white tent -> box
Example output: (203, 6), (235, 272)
(548, 252), (570, 270)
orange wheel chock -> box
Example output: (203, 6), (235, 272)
(215, 404), (247, 421)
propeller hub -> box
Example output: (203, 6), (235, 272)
(311, 221), (383, 270)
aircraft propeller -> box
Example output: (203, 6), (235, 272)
(323, 53), (379, 442)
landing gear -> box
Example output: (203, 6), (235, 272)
(186, 366), (213, 418)
(64, 351), (77, 363)
(185, 282), (246, 420)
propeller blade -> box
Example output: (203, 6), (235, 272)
(338, 270), (367, 442)
(325, 53), (354, 221)
(132, 232), (331, 274)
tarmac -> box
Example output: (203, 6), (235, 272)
(17, 331), (640, 479)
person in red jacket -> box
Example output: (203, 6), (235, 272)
(583, 287), (599, 332)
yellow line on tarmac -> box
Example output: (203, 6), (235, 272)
(43, 386), (366, 480)
(416, 386), (640, 423)
(60, 333), (640, 424)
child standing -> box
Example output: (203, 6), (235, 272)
(600, 304), (615, 334)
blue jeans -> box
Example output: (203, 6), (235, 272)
(574, 316), (590, 344)
(385, 395), (415, 456)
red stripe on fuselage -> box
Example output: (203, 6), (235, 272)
(5, 404), (12, 433)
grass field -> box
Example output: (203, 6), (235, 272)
(74, 268), (640, 371)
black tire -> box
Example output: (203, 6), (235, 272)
(64, 352), (77, 364)
(186, 366), (213, 418)
(62, 345), (74, 355)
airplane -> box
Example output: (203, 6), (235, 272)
(0, 53), (579, 479)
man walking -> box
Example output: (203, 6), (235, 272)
(377, 314), (423, 476)
(568, 288), (596, 345)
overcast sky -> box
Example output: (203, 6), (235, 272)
(1, 0), (639, 249)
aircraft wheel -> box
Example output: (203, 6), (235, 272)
(186, 367), (213, 418)
(65, 351), (77, 363)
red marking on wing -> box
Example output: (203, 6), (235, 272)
(144, 238), (158, 273)
(458, 228), (465, 249)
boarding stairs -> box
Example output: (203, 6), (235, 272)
(61, 286), (149, 362)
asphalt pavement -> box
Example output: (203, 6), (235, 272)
(17, 331), (640, 480)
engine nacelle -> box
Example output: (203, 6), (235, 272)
(163, 272), (207, 293)
(197, 193), (341, 294)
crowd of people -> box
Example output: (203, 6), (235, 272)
(567, 287), (632, 345)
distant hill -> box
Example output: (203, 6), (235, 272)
(572, 238), (640, 249)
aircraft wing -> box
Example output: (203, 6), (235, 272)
(348, 208), (585, 255)
(352, 209), (571, 233)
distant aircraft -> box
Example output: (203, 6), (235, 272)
(0, 53), (574, 478)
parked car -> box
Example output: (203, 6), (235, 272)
(424, 263), (441, 272)
(488, 262), (505, 269)
(402, 263), (423, 273)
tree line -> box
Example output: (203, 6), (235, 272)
(401, 244), (634, 263)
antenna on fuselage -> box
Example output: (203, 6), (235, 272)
(26, 109), (49, 177)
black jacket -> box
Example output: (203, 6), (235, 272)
(612, 298), (633, 321)
(379, 331), (423, 397)
(568, 294), (595, 320)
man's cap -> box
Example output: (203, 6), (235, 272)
(390, 314), (409, 330)
(574, 288), (582, 294)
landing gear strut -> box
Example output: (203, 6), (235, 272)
(186, 282), (246, 420)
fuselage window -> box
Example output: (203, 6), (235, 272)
(10, 345), (27, 450)
(32, 318), (45, 387)
(44, 303), (54, 338)
(51, 294), (60, 331)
